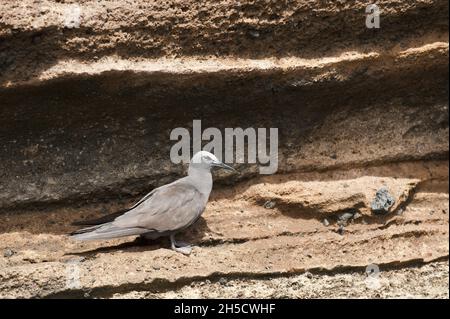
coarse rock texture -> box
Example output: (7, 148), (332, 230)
(115, 261), (449, 299)
(0, 0), (448, 298)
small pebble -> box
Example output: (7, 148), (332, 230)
(305, 272), (313, 279)
(323, 218), (330, 226)
(219, 277), (227, 285)
(249, 30), (260, 38)
(371, 187), (395, 214)
(3, 248), (15, 258)
(338, 225), (345, 235)
(337, 220), (346, 227)
(337, 212), (356, 226)
(339, 212), (354, 221)
(263, 200), (276, 209)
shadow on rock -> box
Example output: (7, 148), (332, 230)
(65, 217), (210, 257)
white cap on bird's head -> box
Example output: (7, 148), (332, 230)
(189, 151), (236, 172)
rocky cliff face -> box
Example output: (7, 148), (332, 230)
(0, 0), (448, 298)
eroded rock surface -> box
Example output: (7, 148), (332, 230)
(0, 0), (448, 298)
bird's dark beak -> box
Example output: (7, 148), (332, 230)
(212, 161), (237, 172)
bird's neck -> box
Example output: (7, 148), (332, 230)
(188, 167), (213, 195)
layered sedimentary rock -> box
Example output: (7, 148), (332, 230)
(0, 0), (448, 298)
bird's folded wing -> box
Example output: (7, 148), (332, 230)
(71, 188), (159, 226)
(111, 181), (205, 233)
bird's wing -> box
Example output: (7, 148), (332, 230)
(111, 180), (206, 233)
(71, 188), (159, 226)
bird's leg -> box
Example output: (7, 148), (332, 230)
(171, 234), (192, 248)
(174, 240), (192, 247)
(170, 234), (192, 255)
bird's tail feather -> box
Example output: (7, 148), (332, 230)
(70, 224), (148, 241)
(70, 224), (103, 236)
(71, 208), (130, 226)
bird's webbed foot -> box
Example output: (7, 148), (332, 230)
(170, 234), (192, 255)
